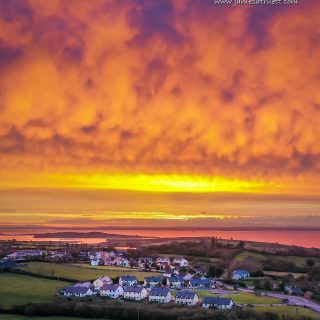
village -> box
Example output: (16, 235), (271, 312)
(1, 245), (320, 317)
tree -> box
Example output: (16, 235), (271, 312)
(208, 266), (223, 277)
(306, 259), (315, 267)
(238, 241), (245, 249)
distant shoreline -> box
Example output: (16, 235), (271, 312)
(1, 226), (320, 231)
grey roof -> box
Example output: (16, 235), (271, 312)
(168, 276), (184, 283)
(203, 297), (233, 306)
(189, 278), (211, 286)
(149, 287), (170, 296)
(64, 286), (90, 294)
(176, 291), (197, 299)
(120, 276), (137, 282)
(124, 286), (145, 293)
(233, 269), (250, 275)
(74, 282), (92, 288)
(100, 284), (120, 291)
(145, 276), (162, 282)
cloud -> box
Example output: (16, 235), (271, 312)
(0, 0), (319, 189)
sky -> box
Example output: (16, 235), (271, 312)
(0, 0), (320, 228)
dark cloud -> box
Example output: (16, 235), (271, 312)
(128, 0), (185, 45)
(0, 127), (25, 153)
(0, 40), (23, 69)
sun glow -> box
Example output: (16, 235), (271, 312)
(0, 172), (272, 193)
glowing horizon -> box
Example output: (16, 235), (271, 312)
(0, 1), (320, 229)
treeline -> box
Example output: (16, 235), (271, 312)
(139, 239), (240, 261)
(6, 268), (80, 283)
(2, 301), (314, 320)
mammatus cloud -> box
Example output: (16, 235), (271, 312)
(0, 0), (320, 192)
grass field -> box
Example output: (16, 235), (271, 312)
(0, 273), (68, 309)
(235, 252), (320, 268)
(172, 290), (281, 304)
(19, 262), (161, 281)
(248, 306), (320, 319)
(72, 263), (134, 271)
(0, 315), (105, 320)
(263, 270), (307, 279)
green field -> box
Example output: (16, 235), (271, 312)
(189, 290), (281, 304)
(0, 273), (68, 309)
(72, 263), (134, 271)
(263, 270), (307, 279)
(171, 290), (281, 304)
(235, 252), (320, 268)
(0, 316), (104, 320)
(19, 262), (161, 281)
(248, 306), (320, 319)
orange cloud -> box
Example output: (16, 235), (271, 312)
(0, 0), (320, 193)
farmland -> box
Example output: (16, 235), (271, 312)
(234, 251), (320, 268)
(0, 273), (68, 309)
(18, 262), (160, 281)
(172, 290), (281, 305)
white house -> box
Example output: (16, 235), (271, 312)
(63, 286), (93, 297)
(156, 257), (171, 264)
(138, 257), (153, 269)
(100, 284), (124, 298)
(119, 275), (138, 287)
(167, 276), (185, 289)
(123, 286), (148, 301)
(173, 258), (189, 267)
(112, 257), (130, 267)
(93, 276), (113, 289)
(202, 297), (234, 309)
(188, 278), (211, 289)
(175, 291), (199, 306)
(231, 270), (250, 280)
(148, 287), (172, 303)
(91, 258), (101, 266)
(144, 276), (163, 288)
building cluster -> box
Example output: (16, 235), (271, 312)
(4, 249), (74, 263)
(59, 273), (234, 309)
(89, 251), (130, 267)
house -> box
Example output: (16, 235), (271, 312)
(93, 276), (113, 289)
(173, 258), (189, 267)
(119, 275), (138, 287)
(175, 291), (199, 306)
(112, 257), (130, 267)
(144, 276), (163, 288)
(7, 250), (43, 260)
(74, 282), (93, 289)
(180, 272), (193, 281)
(100, 284), (124, 298)
(167, 276), (185, 289)
(138, 257), (153, 269)
(231, 270), (250, 280)
(0, 259), (16, 270)
(149, 287), (172, 303)
(156, 257), (171, 264)
(188, 278), (211, 289)
(285, 286), (304, 296)
(91, 258), (101, 266)
(192, 266), (207, 276)
(63, 286), (93, 297)
(123, 286), (148, 301)
(202, 297), (234, 309)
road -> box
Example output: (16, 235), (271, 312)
(238, 288), (320, 313)
(265, 292), (320, 313)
